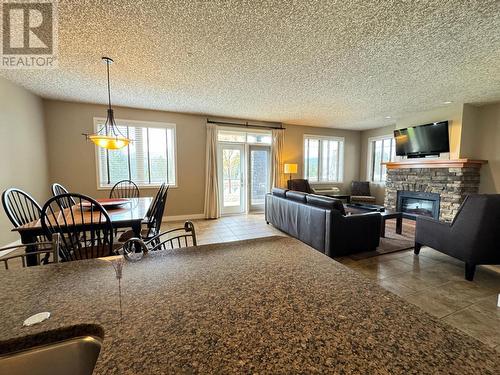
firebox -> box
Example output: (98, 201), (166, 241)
(396, 191), (440, 220)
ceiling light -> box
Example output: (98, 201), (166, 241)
(385, 116), (392, 119)
(443, 101), (453, 104)
(83, 57), (131, 150)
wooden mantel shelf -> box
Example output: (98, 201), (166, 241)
(383, 158), (487, 170)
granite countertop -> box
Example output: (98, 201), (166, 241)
(0, 236), (498, 374)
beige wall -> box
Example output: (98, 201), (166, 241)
(471, 103), (500, 193)
(0, 78), (49, 245)
(459, 104), (480, 158)
(359, 125), (396, 204)
(282, 124), (360, 193)
(395, 103), (463, 159)
(43, 100), (207, 217)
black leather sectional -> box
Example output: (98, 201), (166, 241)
(265, 188), (381, 257)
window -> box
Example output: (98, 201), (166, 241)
(95, 118), (176, 188)
(217, 129), (272, 144)
(369, 136), (395, 182)
(303, 135), (344, 183)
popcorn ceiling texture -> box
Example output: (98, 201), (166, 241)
(1, 0), (500, 129)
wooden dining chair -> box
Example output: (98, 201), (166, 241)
(143, 184), (169, 239)
(117, 184), (169, 242)
(2, 188), (42, 228)
(41, 193), (115, 262)
(0, 234), (61, 270)
(110, 180), (140, 199)
(51, 182), (76, 208)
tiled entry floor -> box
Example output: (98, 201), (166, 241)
(165, 214), (500, 352)
(163, 213), (283, 244)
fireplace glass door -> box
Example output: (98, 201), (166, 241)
(397, 191), (440, 220)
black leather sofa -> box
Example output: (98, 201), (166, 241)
(265, 188), (381, 257)
(415, 194), (500, 281)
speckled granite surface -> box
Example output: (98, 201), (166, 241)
(0, 236), (498, 374)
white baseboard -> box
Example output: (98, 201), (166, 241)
(0, 239), (22, 258)
(162, 213), (205, 222)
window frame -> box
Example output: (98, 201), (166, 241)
(93, 117), (178, 190)
(366, 134), (395, 183)
(303, 134), (345, 184)
(216, 127), (272, 145)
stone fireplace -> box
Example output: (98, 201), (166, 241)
(384, 159), (486, 222)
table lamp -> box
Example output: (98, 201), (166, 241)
(284, 163), (298, 182)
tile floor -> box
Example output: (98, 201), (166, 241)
(165, 214), (500, 352)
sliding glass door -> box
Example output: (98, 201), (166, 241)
(219, 143), (245, 215)
(217, 128), (272, 215)
(248, 145), (271, 211)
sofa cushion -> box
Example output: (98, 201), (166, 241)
(285, 190), (307, 203)
(271, 188), (288, 198)
(306, 194), (346, 216)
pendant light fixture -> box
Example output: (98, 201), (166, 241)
(83, 57), (131, 150)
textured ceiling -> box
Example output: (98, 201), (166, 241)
(2, 0), (500, 130)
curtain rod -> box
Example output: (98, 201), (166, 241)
(207, 119), (284, 130)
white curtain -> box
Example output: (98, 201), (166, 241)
(271, 129), (284, 188)
(204, 123), (220, 218)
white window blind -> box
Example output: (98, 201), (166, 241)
(369, 136), (395, 182)
(304, 135), (344, 183)
(95, 119), (176, 188)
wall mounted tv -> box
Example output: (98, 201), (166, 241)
(394, 121), (449, 158)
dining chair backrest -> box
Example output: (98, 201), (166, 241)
(2, 188), (42, 228)
(144, 184), (169, 238)
(147, 221), (197, 251)
(0, 234), (61, 270)
(121, 221), (197, 256)
(51, 183), (76, 209)
(146, 183), (166, 218)
(110, 180), (140, 199)
(41, 193), (115, 262)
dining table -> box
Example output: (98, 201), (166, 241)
(13, 197), (153, 266)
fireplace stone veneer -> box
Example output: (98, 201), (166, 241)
(384, 167), (481, 222)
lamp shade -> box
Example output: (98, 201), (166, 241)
(89, 135), (130, 150)
(284, 163), (298, 174)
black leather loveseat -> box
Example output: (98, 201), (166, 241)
(265, 188), (381, 257)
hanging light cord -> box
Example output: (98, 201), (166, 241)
(97, 57), (127, 139)
(106, 59), (112, 111)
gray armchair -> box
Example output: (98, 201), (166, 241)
(414, 194), (500, 281)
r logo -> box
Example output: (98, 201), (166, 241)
(2, 1), (53, 55)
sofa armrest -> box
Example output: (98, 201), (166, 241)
(415, 216), (451, 249)
(344, 212), (381, 227)
(329, 212), (381, 256)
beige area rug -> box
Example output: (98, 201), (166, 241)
(349, 232), (414, 260)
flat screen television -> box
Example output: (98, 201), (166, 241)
(394, 121), (449, 158)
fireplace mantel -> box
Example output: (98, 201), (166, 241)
(383, 158), (487, 170)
